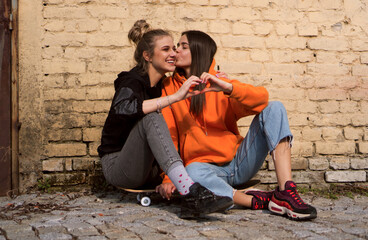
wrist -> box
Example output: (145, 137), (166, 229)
(171, 93), (180, 103)
(224, 83), (233, 95)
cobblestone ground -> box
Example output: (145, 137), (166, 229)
(0, 190), (367, 240)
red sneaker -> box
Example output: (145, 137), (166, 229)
(269, 181), (317, 220)
(245, 189), (274, 210)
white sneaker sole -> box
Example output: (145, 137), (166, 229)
(268, 200), (316, 220)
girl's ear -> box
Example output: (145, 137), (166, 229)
(143, 51), (151, 62)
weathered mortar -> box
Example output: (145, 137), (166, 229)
(18, 0), (368, 191)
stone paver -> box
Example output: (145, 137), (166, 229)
(0, 191), (367, 239)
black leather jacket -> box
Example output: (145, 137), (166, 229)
(97, 67), (162, 157)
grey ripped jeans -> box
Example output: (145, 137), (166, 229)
(100, 112), (183, 189)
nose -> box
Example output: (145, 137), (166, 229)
(170, 49), (176, 57)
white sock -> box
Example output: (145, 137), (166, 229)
(166, 165), (194, 195)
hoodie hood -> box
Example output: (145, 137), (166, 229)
(114, 66), (151, 90)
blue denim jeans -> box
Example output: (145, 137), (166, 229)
(186, 101), (293, 199)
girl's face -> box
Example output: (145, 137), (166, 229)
(175, 34), (192, 76)
(148, 35), (176, 75)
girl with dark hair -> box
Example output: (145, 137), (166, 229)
(158, 30), (317, 221)
(98, 21), (233, 214)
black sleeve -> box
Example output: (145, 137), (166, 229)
(110, 82), (145, 119)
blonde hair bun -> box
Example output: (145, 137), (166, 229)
(128, 20), (151, 45)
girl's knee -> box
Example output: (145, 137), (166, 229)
(267, 101), (286, 112)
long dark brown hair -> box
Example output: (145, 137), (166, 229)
(176, 30), (217, 116)
(128, 20), (171, 75)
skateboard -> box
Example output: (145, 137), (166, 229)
(118, 187), (160, 207)
(119, 179), (261, 207)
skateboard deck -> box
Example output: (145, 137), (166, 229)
(119, 179), (261, 207)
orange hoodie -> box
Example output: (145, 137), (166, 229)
(161, 60), (269, 183)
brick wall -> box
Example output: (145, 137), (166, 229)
(19, 0), (367, 191)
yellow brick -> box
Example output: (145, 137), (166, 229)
(319, 101), (340, 113)
(89, 113), (108, 127)
(226, 50), (250, 62)
(83, 128), (102, 142)
(344, 127), (363, 140)
(362, 102), (368, 113)
(352, 114), (368, 126)
(291, 141), (314, 156)
(187, 0), (208, 5)
(320, 0), (342, 9)
(254, 22), (273, 36)
(209, 0), (230, 5)
(219, 7), (252, 20)
(308, 38), (349, 51)
(209, 20), (231, 34)
(296, 101), (318, 113)
(297, 23), (318, 36)
(322, 127), (343, 140)
(42, 46), (64, 60)
(221, 35), (264, 49)
(89, 142), (100, 157)
(352, 39), (368, 51)
(308, 10), (345, 23)
(220, 62), (262, 74)
(87, 6), (129, 18)
(43, 32), (87, 47)
(44, 88), (86, 101)
(46, 113), (88, 129)
(43, 60), (86, 74)
(307, 64), (350, 76)
(265, 63), (305, 75)
(86, 87), (114, 100)
(44, 20), (64, 32)
(309, 157), (329, 170)
(100, 20), (122, 32)
(266, 36), (306, 49)
(43, 6), (89, 19)
(275, 23), (295, 36)
(87, 32), (130, 47)
(287, 113), (309, 126)
(340, 101), (359, 113)
(350, 89), (368, 101)
(361, 53), (368, 64)
(42, 159), (64, 172)
(352, 65), (368, 76)
(316, 142), (355, 154)
(46, 143), (87, 157)
(272, 50), (292, 63)
(44, 75), (64, 88)
(250, 50), (270, 62)
(309, 89), (348, 101)
(64, 47), (97, 60)
(47, 128), (82, 141)
(292, 51), (314, 63)
(232, 22), (253, 35)
(177, 6), (218, 20)
(77, 19), (99, 32)
(302, 127), (322, 141)
(71, 101), (111, 113)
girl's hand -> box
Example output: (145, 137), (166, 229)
(156, 183), (176, 200)
(200, 72), (233, 94)
(172, 75), (202, 101)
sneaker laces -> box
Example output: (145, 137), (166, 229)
(286, 188), (305, 206)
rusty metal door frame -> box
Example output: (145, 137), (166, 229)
(0, 0), (18, 197)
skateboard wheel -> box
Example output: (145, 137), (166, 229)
(137, 194), (142, 202)
(140, 196), (151, 207)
